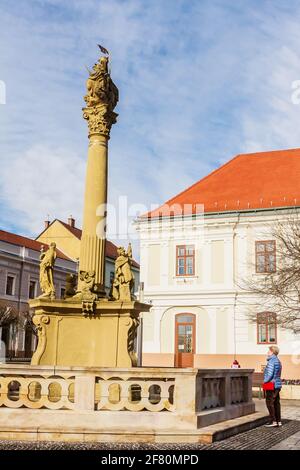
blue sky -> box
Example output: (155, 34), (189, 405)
(1, 0), (300, 240)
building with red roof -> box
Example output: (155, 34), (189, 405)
(137, 148), (300, 379)
(147, 148), (300, 218)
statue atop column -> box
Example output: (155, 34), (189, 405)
(83, 52), (119, 137)
(38, 243), (56, 299)
(78, 47), (120, 306)
(28, 46), (151, 369)
(111, 243), (135, 302)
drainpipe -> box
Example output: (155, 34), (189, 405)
(232, 213), (241, 360)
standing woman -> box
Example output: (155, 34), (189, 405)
(264, 345), (282, 428)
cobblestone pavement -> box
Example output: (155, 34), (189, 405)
(254, 398), (300, 449)
(0, 400), (299, 451)
(254, 398), (300, 420)
(1, 420), (300, 450)
(270, 430), (300, 450)
(278, 404), (300, 421)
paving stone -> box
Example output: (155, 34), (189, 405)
(270, 431), (300, 450)
(0, 420), (300, 450)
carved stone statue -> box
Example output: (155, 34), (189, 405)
(64, 273), (77, 298)
(38, 243), (56, 299)
(83, 53), (119, 136)
(72, 270), (98, 315)
(111, 244), (135, 302)
(79, 270), (97, 298)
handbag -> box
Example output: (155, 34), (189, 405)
(263, 382), (275, 391)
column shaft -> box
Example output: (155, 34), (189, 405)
(79, 134), (108, 294)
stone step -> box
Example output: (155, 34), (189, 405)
(0, 410), (269, 444)
(197, 411), (269, 443)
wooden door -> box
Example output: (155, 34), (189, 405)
(175, 314), (195, 367)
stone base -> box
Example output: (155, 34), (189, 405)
(0, 409), (267, 444)
(28, 299), (150, 367)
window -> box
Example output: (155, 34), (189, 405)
(28, 280), (37, 299)
(60, 288), (66, 299)
(255, 240), (276, 273)
(110, 271), (115, 284)
(6, 275), (15, 296)
(257, 312), (277, 344)
(176, 245), (195, 276)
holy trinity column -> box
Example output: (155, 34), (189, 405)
(78, 53), (119, 297)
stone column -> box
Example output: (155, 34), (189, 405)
(79, 133), (108, 294)
(78, 54), (118, 296)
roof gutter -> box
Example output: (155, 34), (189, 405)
(136, 205), (300, 224)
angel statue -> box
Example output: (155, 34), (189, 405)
(38, 243), (56, 300)
(111, 243), (135, 302)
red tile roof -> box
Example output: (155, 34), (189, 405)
(41, 219), (140, 268)
(146, 148), (300, 217)
(0, 229), (72, 261)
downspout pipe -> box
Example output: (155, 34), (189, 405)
(232, 213), (241, 360)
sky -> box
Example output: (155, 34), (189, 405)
(1, 0), (300, 247)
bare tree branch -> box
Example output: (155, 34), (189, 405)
(240, 210), (300, 333)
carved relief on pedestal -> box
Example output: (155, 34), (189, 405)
(127, 317), (140, 367)
(31, 315), (50, 364)
(72, 270), (98, 315)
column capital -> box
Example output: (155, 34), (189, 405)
(83, 105), (118, 138)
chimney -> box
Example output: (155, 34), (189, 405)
(44, 219), (50, 229)
(68, 215), (75, 228)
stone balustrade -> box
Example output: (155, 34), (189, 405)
(0, 365), (255, 429)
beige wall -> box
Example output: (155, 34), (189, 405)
(216, 308), (229, 353)
(142, 353), (300, 379)
(142, 312), (155, 343)
(147, 244), (161, 286)
(211, 240), (224, 284)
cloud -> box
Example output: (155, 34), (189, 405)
(0, 144), (85, 235)
(1, 0), (300, 244)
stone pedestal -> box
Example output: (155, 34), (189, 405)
(29, 299), (150, 367)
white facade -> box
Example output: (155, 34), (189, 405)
(136, 208), (300, 379)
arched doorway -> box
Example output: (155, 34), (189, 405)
(174, 313), (195, 367)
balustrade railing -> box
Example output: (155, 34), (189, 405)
(0, 365), (253, 417)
